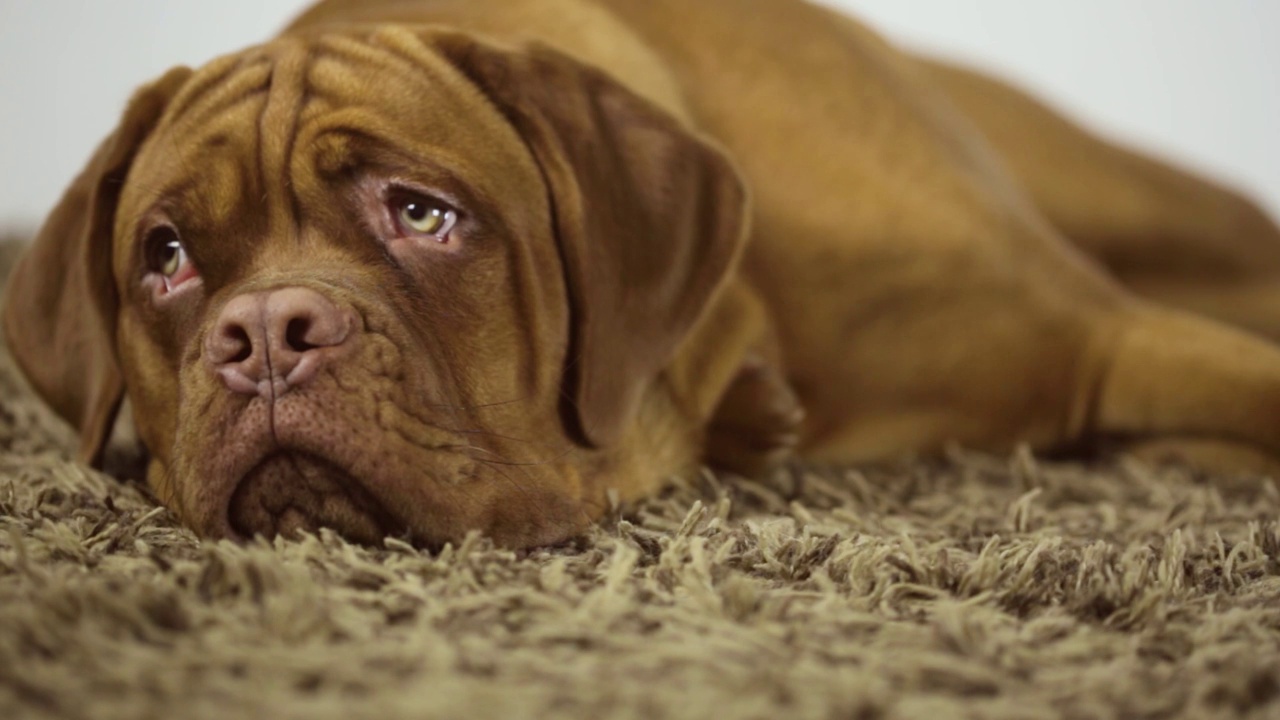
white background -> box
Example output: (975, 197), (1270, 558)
(2, 1), (1277, 228)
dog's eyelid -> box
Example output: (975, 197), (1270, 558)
(357, 178), (475, 250)
(383, 182), (463, 216)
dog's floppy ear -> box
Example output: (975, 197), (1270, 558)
(1, 67), (191, 467)
(435, 35), (749, 447)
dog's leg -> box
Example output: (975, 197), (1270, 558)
(788, 243), (1280, 475)
(744, 176), (1280, 474)
(665, 281), (806, 477)
(1089, 303), (1280, 473)
(920, 58), (1280, 340)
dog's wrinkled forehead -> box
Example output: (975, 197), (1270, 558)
(119, 29), (542, 242)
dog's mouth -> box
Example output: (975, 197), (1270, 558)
(177, 389), (590, 549)
(227, 451), (400, 544)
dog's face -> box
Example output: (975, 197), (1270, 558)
(118, 32), (577, 548)
(3, 29), (748, 547)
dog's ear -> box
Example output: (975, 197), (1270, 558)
(435, 35), (749, 447)
(1, 66), (191, 467)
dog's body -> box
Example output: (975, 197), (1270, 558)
(6, 0), (1280, 547)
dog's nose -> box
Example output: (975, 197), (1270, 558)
(206, 288), (355, 397)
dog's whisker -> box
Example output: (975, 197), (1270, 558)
(421, 395), (533, 412)
(471, 458), (554, 528)
(452, 443), (577, 469)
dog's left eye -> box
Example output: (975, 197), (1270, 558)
(392, 194), (458, 241)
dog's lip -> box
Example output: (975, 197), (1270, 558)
(185, 390), (585, 548)
(214, 441), (409, 543)
(191, 392), (441, 544)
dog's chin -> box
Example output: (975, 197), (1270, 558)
(172, 389), (595, 549)
(227, 451), (397, 545)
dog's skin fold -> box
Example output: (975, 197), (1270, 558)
(5, 0), (1280, 548)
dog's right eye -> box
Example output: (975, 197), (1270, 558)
(145, 227), (183, 275)
(144, 226), (198, 293)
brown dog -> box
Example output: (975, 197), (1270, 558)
(5, 0), (1280, 548)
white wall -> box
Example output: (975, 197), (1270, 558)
(2, 0), (1278, 229)
(832, 1), (1280, 216)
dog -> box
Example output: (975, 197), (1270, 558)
(5, 0), (1280, 548)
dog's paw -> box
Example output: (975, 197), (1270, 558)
(704, 356), (804, 477)
(1122, 436), (1280, 480)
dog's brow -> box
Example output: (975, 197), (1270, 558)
(370, 153), (483, 208)
(120, 177), (198, 232)
(309, 124), (495, 213)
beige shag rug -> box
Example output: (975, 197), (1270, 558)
(3, 237), (1280, 720)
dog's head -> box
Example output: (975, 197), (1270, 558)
(2, 29), (748, 547)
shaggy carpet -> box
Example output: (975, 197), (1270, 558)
(2, 238), (1280, 720)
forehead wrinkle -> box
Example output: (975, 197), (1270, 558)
(310, 31), (417, 74)
(124, 88), (268, 230)
(309, 30), (495, 121)
(160, 58), (272, 139)
(302, 32), (541, 196)
(256, 41), (313, 241)
(163, 52), (241, 123)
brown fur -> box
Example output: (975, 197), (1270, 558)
(5, 0), (1280, 548)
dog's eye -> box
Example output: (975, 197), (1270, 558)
(144, 226), (197, 292)
(392, 194), (458, 241)
(157, 241), (185, 277)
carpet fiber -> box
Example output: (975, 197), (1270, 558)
(2, 238), (1280, 719)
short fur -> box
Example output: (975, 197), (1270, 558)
(6, 0), (1280, 548)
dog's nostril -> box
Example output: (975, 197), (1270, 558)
(285, 317), (318, 353)
(222, 324), (254, 364)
